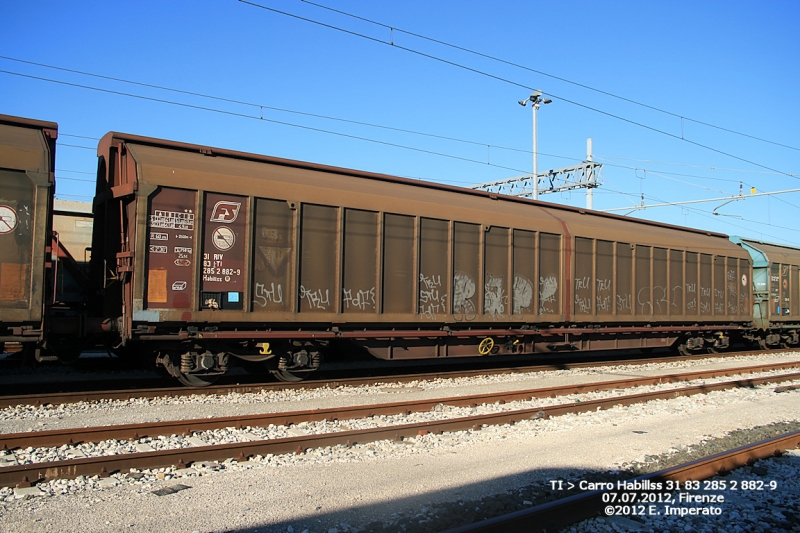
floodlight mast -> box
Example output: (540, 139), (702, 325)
(518, 90), (552, 201)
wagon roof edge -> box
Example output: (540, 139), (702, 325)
(98, 130), (732, 241)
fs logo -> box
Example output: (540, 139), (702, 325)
(209, 201), (241, 223)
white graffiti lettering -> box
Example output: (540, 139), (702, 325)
(513, 276), (533, 315)
(419, 274), (447, 319)
(596, 278), (612, 292)
(539, 275), (558, 314)
(575, 276), (591, 291)
(254, 282), (283, 307)
(453, 272), (476, 321)
(300, 285), (330, 310)
(485, 274), (507, 317)
(637, 287), (652, 315)
(343, 287), (376, 311)
(575, 295), (591, 314)
(671, 285), (683, 308)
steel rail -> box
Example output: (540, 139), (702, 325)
(2, 361), (800, 451)
(444, 431), (800, 533)
(1, 368), (799, 488)
(0, 349), (780, 408)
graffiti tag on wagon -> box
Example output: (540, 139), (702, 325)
(300, 285), (330, 310)
(453, 272), (476, 321)
(512, 276), (533, 315)
(254, 282), (283, 307)
(343, 287), (376, 311)
(539, 275), (558, 314)
(653, 286), (668, 314)
(484, 274), (507, 317)
(419, 273), (447, 319)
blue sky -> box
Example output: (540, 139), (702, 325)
(2, 1), (798, 244)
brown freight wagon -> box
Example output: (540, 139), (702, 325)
(0, 114), (57, 359)
(90, 132), (753, 385)
(734, 237), (800, 347)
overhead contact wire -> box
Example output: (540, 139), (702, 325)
(0, 69), (530, 176)
(297, 0), (800, 153)
(238, 0), (798, 179)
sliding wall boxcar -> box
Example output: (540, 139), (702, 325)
(0, 114), (56, 342)
(736, 238), (800, 328)
(92, 131), (754, 362)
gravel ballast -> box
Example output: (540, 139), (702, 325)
(0, 354), (799, 532)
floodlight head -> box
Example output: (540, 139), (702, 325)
(543, 98), (553, 104)
(518, 99), (528, 106)
(530, 90), (542, 98)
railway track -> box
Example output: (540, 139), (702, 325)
(0, 349), (784, 408)
(2, 361), (799, 489)
(446, 430), (800, 533)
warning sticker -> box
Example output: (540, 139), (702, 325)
(0, 206), (18, 234)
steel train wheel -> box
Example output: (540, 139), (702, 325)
(677, 343), (692, 356)
(270, 369), (307, 382)
(176, 372), (221, 387)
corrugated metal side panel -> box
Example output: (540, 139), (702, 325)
(299, 205), (337, 313)
(512, 230), (536, 317)
(382, 214), (414, 314)
(635, 245), (651, 318)
(669, 250), (683, 316)
(596, 240), (613, 316)
(574, 237), (593, 316)
(484, 226), (509, 319)
(418, 218), (449, 319)
(700, 254), (713, 316)
(714, 256), (726, 315)
(453, 222), (479, 321)
(342, 209), (378, 314)
(253, 198), (294, 312)
(616, 243), (633, 316)
(538, 233), (561, 316)
(653, 248), (668, 316)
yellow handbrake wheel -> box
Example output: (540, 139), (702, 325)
(478, 337), (494, 355)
